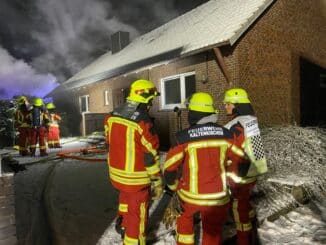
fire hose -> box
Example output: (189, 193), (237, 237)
(57, 146), (107, 162)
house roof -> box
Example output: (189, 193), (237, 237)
(63, 0), (274, 89)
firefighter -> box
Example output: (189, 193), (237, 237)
(14, 96), (31, 156)
(223, 88), (267, 245)
(29, 98), (49, 157)
(104, 79), (162, 245)
(46, 103), (62, 148)
(163, 92), (245, 245)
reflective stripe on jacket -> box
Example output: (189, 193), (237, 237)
(48, 113), (61, 127)
(225, 120), (257, 185)
(104, 104), (161, 192)
(15, 109), (31, 128)
(164, 122), (244, 206)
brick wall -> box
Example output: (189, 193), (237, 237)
(148, 0), (325, 143)
(148, 51), (237, 146)
(234, 0), (326, 126)
(71, 72), (151, 135)
(62, 0), (325, 144)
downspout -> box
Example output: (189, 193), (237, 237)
(79, 96), (86, 137)
(213, 47), (232, 85)
(82, 112), (86, 137)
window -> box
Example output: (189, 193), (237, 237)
(104, 90), (110, 105)
(79, 95), (89, 112)
(112, 88), (129, 108)
(160, 72), (196, 110)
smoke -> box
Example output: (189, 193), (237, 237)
(0, 0), (208, 98)
(31, 0), (141, 82)
(0, 46), (58, 99)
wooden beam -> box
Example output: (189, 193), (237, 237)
(213, 47), (231, 84)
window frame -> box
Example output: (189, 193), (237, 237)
(160, 71), (196, 110)
(104, 90), (110, 106)
(79, 95), (90, 113)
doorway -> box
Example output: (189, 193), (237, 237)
(300, 58), (326, 127)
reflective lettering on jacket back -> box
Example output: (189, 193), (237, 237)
(225, 115), (268, 177)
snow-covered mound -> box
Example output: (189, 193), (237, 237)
(255, 126), (326, 221)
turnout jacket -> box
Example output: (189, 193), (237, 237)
(14, 107), (31, 128)
(224, 116), (258, 186)
(104, 102), (161, 192)
(163, 122), (245, 206)
(47, 112), (62, 128)
(29, 107), (49, 128)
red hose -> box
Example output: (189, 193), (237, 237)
(57, 146), (107, 162)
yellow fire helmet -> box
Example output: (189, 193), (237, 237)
(46, 103), (56, 110)
(33, 98), (44, 107)
(223, 88), (251, 104)
(127, 79), (159, 104)
(187, 92), (217, 113)
(17, 96), (27, 105)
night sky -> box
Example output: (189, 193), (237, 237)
(0, 0), (208, 100)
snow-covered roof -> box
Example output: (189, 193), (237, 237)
(64, 0), (274, 89)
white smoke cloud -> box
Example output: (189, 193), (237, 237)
(0, 0), (207, 98)
(0, 46), (58, 99)
(31, 0), (141, 82)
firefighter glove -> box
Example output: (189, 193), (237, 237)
(163, 194), (184, 229)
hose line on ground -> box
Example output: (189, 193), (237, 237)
(57, 146), (107, 162)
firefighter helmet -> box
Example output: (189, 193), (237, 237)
(187, 92), (216, 113)
(127, 79), (159, 104)
(33, 98), (44, 107)
(17, 96), (27, 105)
(46, 103), (56, 110)
(223, 88), (251, 104)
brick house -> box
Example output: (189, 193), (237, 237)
(50, 0), (326, 149)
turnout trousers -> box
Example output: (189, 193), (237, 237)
(30, 126), (47, 155)
(47, 126), (60, 148)
(18, 127), (30, 156)
(230, 182), (256, 245)
(176, 202), (230, 245)
(118, 188), (150, 245)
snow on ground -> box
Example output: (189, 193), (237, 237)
(96, 197), (326, 245)
(258, 199), (326, 244)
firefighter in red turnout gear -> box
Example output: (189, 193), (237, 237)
(14, 96), (31, 156)
(163, 92), (245, 245)
(104, 79), (162, 245)
(223, 88), (267, 245)
(46, 103), (62, 148)
(29, 98), (49, 157)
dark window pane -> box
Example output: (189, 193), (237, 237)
(185, 75), (196, 98)
(165, 78), (181, 104)
(81, 97), (87, 112)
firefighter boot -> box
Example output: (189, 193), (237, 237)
(30, 149), (36, 157)
(21, 150), (28, 156)
(251, 218), (260, 245)
(40, 150), (48, 157)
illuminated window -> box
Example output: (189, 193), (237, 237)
(79, 95), (89, 112)
(160, 72), (196, 110)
